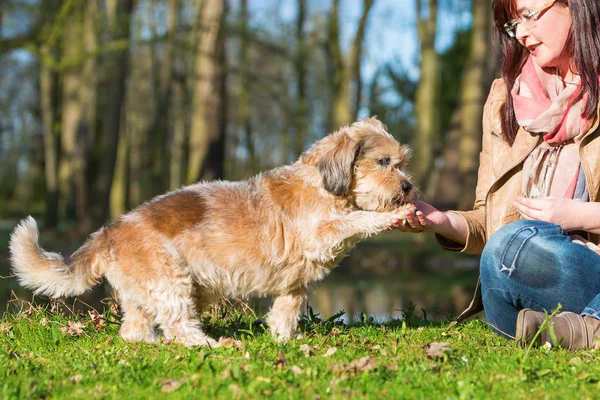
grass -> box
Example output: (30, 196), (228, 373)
(2, 298), (600, 399)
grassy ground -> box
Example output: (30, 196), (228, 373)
(1, 299), (600, 400)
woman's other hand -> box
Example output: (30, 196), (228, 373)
(513, 196), (589, 231)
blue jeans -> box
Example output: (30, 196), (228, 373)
(480, 220), (600, 339)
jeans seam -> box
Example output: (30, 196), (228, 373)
(499, 226), (537, 277)
(482, 287), (548, 313)
(582, 307), (600, 318)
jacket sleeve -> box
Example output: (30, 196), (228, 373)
(435, 78), (505, 254)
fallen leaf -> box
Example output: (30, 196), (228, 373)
(276, 351), (286, 369)
(59, 321), (86, 336)
(324, 347), (337, 357)
(218, 337), (243, 349)
(422, 342), (453, 359)
(160, 378), (187, 392)
(229, 384), (243, 397)
(570, 357), (583, 366)
(348, 356), (377, 372)
(299, 344), (315, 357)
(334, 356), (378, 375)
(88, 311), (105, 330)
(290, 365), (303, 375)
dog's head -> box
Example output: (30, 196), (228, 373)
(310, 117), (415, 212)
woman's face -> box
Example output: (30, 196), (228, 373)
(513, 0), (572, 73)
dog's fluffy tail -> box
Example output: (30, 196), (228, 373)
(9, 216), (108, 298)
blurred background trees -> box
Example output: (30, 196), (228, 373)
(0, 0), (498, 232)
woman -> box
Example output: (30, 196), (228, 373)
(395, 0), (600, 350)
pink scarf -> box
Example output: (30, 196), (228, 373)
(511, 56), (590, 143)
(511, 56), (593, 199)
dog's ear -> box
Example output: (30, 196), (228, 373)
(316, 133), (362, 196)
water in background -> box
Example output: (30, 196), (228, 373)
(0, 234), (480, 323)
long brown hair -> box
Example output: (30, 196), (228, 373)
(492, 0), (600, 145)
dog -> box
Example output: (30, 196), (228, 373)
(9, 117), (415, 347)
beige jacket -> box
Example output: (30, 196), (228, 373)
(438, 78), (600, 321)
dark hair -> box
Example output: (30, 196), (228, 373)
(492, 0), (600, 145)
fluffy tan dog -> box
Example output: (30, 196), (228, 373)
(10, 117), (415, 347)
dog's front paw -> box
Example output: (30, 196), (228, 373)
(271, 329), (295, 343)
(393, 202), (417, 214)
(373, 212), (403, 231)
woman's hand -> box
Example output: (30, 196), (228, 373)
(391, 201), (450, 233)
(390, 201), (469, 245)
(512, 196), (586, 231)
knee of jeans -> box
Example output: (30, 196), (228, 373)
(481, 221), (559, 285)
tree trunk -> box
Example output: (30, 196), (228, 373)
(186, 0), (227, 183)
(294, 0), (307, 157)
(58, 1), (97, 230)
(40, 44), (60, 228)
(93, 0), (134, 225)
(327, 0), (345, 130)
(432, 2), (496, 210)
(413, 0), (439, 185)
(457, 1), (496, 209)
(109, 114), (129, 220)
(169, 78), (187, 189)
(237, 0), (257, 170)
(350, 0), (374, 120)
(328, 0), (374, 130)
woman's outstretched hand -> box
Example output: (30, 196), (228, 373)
(390, 201), (469, 245)
(391, 201), (449, 233)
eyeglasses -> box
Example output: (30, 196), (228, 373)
(503, 0), (559, 38)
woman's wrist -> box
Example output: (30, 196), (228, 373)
(434, 211), (468, 245)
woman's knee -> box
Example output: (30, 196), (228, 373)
(481, 220), (564, 286)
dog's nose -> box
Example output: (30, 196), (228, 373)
(401, 180), (413, 194)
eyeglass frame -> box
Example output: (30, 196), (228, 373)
(503, 0), (560, 38)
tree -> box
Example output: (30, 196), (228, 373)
(327, 0), (374, 130)
(294, 0), (307, 157)
(432, 1), (497, 209)
(58, 1), (97, 230)
(92, 0), (135, 225)
(186, 0), (227, 183)
(413, 0), (440, 185)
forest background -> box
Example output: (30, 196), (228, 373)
(0, 0), (496, 236)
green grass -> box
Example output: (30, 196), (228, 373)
(2, 299), (600, 399)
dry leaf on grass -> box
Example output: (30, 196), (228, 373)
(422, 342), (453, 359)
(59, 321), (86, 336)
(323, 347), (337, 357)
(217, 337), (243, 349)
(290, 365), (303, 375)
(334, 356), (378, 375)
(88, 311), (105, 330)
(299, 344), (318, 357)
(276, 351), (286, 369)
(160, 378), (187, 393)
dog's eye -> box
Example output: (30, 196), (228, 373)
(377, 157), (391, 167)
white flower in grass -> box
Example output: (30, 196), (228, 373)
(542, 341), (552, 350)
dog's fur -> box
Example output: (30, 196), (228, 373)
(9, 117), (415, 346)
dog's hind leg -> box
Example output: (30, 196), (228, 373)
(266, 288), (307, 342)
(149, 275), (218, 347)
(119, 299), (158, 344)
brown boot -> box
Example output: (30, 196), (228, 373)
(515, 309), (600, 350)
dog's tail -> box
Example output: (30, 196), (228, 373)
(9, 216), (108, 298)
